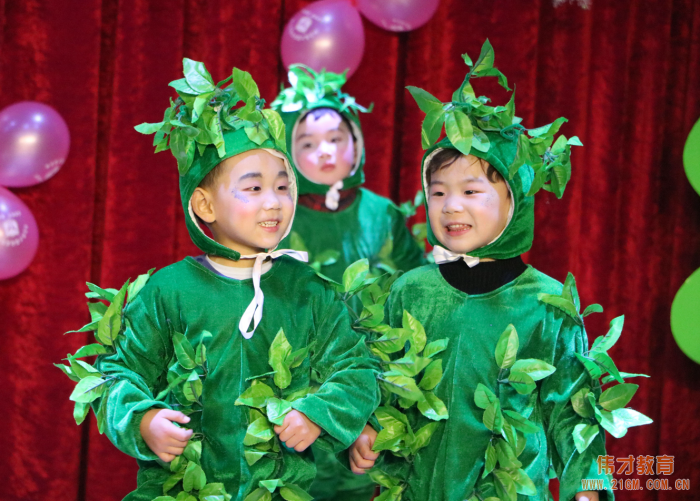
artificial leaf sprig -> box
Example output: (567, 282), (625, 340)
(135, 59), (287, 176)
(234, 328), (315, 501)
(271, 64), (372, 116)
(407, 39), (582, 198)
(467, 325), (555, 501)
(538, 273), (652, 452)
(288, 231), (340, 275)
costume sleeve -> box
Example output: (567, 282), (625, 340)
(539, 313), (614, 501)
(388, 205), (427, 272)
(95, 288), (174, 461)
(291, 285), (381, 452)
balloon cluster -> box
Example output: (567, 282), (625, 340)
(0, 102), (70, 280)
(281, 0), (440, 78)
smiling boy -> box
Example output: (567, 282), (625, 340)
(349, 45), (615, 501)
(96, 61), (380, 501)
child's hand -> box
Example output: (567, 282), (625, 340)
(349, 424), (379, 474)
(273, 410), (321, 452)
(575, 491), (599, 501)
(139, 408), (193, 462)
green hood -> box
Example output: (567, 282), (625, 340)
(410, 40), (582, 260)
(272, 65), (371, 196)
(135, 59), (296, 261)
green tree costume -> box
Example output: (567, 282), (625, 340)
(89, 62), (381, 501)
(375, 42), (650, 501)
(272, 66), (425, 501)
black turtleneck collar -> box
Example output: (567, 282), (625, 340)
(439, 256), (528, 295)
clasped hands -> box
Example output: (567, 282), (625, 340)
(140, 408), (321, 462)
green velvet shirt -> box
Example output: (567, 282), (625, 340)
(97, 256), (381, 501)
(382, 264), (614, 501)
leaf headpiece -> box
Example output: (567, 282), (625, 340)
(409, 40), (582, 198)
(135, 59), (287, 176)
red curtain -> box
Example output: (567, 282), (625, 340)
(1, 0), (699, 500)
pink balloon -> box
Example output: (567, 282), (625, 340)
(357, 0), (440, 32)
(0, 101), (70, 188)
(0, 186), (39, 280)
(281, 0), (365, 78)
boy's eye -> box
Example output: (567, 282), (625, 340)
(464, 190), (476, 195)
(430, 191), (444, 197)
(277, 185), (288, 191)
(245, 186), (261, 192)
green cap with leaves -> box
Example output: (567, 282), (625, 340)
(135, 59), (296, 261)
(271, 65), (372, 195)
(410, 40), (583, 259)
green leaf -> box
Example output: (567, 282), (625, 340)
(233, 68), (260, 103)
(236, 381), (275, 408)
(371, 327), (411, 354)
(573, 423), (599, 453)
(279, 484), (313, 501)
(575, 353), (603, 380)
(510, 358), (556, 381)
(381, 375), (423, 401)
(410, 421), (440, 454)
(483, 400), (503, 432)
(183, 440), (202, 463)
(245, 124), (269, 145)
(195, 341), (207, 367)
(73, 401), (90, 425)
(445, 111), (474, 156)
(269, 328), (292, 389)
(421, 109), (446, 149)
(126, 268), (155, 302)
(163, 470), (185, 495)
(598, 383), (638, 411)
(368, 469), (401, 489)
(388, 354), (431, 378)
(245, 449), (268, 466)
(135, 122), (166, 134)
(591, 315), (624, 353)
(417, 391), (449, 421)
(95, 281), (128, 346)
(571, 388), (595, 418)
(55, 363), (79, 382)
(266, 397), (293, 426)
(582, 303), (603, 317)
(406, 86), (444, 113)
(508, 371), (536, 395)
(183, 373), (203, 402)
(259, 479), (285, 493)
(261, 109), (287, 152)
(493, 468), (517, 501)
(495, 438), (522, 469)
(69, 358), (99, 379)
(199, 483), (230, 500)
(403, 310), (427, 354)
(472, 39), (495, 73)
(69, 376), (108, 403)
(474, 383), (499, 409)
(483, 441), (497, 478)
(512, 468), (537, 496)
(173, 332), (197, 370)
(243, 488), (272, 501)
(359, 304), (385, 328)
(495, 324), (519, 369)
(537, 293), (579, 320)
(243, 417), (275, 446)
(286, 343), (314, 369)
(593, 405), (627, 438)
(590, 351), (623, 383)
(418, 360), (442, 390)
(169, 455), (187, 473)
(503, 410), (540, 434)
(423, 339), (449, 358)
(342, 259), (370, 293)
(601, 372), (650, 384)
(191, 92), (214, 123)
(182, 58), (215, 93)
(86, 282), (117, 301)
(611, 407), (653, 428)
(72, 343), (108, 359)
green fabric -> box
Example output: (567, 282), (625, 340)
(180, 128), (296, 261)
(383, 265), (614, 501)
(277, 99), (365, 196)
(421, 134), (535, 260)
(281, 188), (426, 282)
(96, 256), (381, 501)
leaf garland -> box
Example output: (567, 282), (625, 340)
(407, 39), (583, 198)
(135, 59), (288, 176)
(271, 64), (372, 117)
(235, 328), (315, 501)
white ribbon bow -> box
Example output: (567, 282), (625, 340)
(432, 245), (480, 268)
(325, 180), (344, 211)
(238, 249), (308, 338)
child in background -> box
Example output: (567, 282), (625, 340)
(95, 62), (380, 501)
(347, 42), (652, 501)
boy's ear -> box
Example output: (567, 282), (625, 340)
(191, 187), (216, 224)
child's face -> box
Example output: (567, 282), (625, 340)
(428, 155), (511, 255)
(293, 110), (355, 186)
(199, 150), (294, 255)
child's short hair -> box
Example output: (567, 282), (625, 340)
(426, 148), (505, 187)
(199, 161), (227, 191)
(300, 108), (356, 142)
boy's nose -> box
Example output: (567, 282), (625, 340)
(318, 140), (336, 156)
(262, 190), (282, 210)
(443, 195), (464, 213)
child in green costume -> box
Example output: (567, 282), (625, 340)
(272, 65), (426, 281)
(272, 65), (426, 501)
(350, 41), (652, 501)
(89, 61), (380, 501)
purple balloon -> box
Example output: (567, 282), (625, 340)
(357, 0), (440, 32)
(281, 0), (365, 78)
(0, 101), (70, 188)
(0, 186), (39, 280)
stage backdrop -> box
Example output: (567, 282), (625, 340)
(1, 0), (699, 500)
